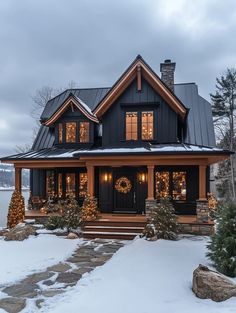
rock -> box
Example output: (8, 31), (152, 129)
(4, 225), (37, 241)
(22, 271), (54, 284)
(72, 267), (93, 275)
(0, 228), (8, 237)
(41, 289), (65, 297)
(47, 263), (71, 273)
(192, 264), (236, 302)
(3, 282), (38, 298)
(35, 299), (44, 309)
(67, 232), (78, 239)
(0, 297), (26, 313)
(56, 272), (82, 284)
(24, 219), (35, 225)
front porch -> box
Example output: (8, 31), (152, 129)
(25, 211), (215, 239)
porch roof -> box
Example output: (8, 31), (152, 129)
(1, 143), (231, 163)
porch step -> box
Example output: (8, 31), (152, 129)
(83, 231), (140, 240)
(82, 218), (146, 240)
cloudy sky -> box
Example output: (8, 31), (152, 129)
(0, 0), (236, 156)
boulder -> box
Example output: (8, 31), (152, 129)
(67, 232), (78, 239)
(192, 264), (236, 302)
(4, 224), (37, 241)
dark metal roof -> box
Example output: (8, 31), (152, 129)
(40, 88), (110, 121)
(174, 83), (216, 147)
(31, 125), (55, 150)
(1, 144), (231, 161)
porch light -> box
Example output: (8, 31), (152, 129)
(103, 173), (112, 182)
(104, 173), (108, 182)
(139, 173), (146, 183)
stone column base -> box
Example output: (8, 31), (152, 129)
(196, 200), (209, 223)
(145, 199), (157, 217)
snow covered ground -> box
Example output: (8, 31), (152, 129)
(39, 236), (236, 313)
(0, 234), (80, 286)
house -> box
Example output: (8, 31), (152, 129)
(1, 56), (231, 236)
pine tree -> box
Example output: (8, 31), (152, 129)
(80, 194), (98, 221)
(7, 190), (25, 228)
(63, 195), (81, 232)
(207, 201), (236, 277)
(210, 69), (236, 199)
(143, 197), (179, 240)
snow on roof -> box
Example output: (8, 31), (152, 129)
(1, 144), (229, 161)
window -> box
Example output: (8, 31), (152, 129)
(126, 112), (138, 140)
(155, 171), (187, 201)
(79, 122), (90, 143)
(142, 111), (153, 140)
(58, 123), (63, 143)
(66, 173), (76, 197)
(79, 173), (88, 197)
(66, 122), (76, 143)
(46, 170), (55, 197)
(172, 172), (186, 200)
(155, 172), (169, 199)
(58, 173), (63, 197)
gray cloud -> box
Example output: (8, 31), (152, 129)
(0, 0), (236, 156)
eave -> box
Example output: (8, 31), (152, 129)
(93, 55), (188, 120)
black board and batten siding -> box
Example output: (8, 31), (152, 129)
(102, 78), (178, 148)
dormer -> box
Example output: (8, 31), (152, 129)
(41, 93), (99, 148)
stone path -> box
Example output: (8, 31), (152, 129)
(0, 239), (124, 313)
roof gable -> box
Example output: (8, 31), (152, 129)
(93, 55), (188, 120)
(44, 93), (99, 126)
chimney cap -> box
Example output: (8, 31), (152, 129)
(164, 59), (171, 63)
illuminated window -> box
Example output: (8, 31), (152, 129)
(172, 172), (186, 200)
(155, 172), (170, 199)
(79, 122), (90, 143)
(66, 173), (76, 197)
(142, 111), (153, 140)
(66, 122), (76, 143)
(46, 170), (55, 196)
(58, 173), (63, 197)
(126, 112), (138, 140)
(79, 173), (88, 197)
(58, 123), (63, 143)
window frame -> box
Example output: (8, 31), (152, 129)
(155, 169), (188, 202)
(124, 109), (155, 142)
(57, 120), (91, 144)
(125, 111), (138, 141)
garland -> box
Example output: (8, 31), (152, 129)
(115, 177), (132, 194)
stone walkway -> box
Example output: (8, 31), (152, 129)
(0, 239), (124, 313)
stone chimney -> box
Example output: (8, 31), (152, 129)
(160, 59), (176, 92)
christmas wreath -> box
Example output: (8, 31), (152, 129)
(115, 177), (132, 194)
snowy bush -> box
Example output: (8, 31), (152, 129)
(143, 197), (179, 240)
(207, 201), (236, 277)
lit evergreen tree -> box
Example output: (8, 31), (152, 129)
(143, 197), (179, 240)
(81, 194), (98, 221)
(7, 190), (25, 228)
(63, 195), (81, 232)
(207, 201), (236, 277)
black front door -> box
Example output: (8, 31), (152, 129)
(113, 169), (136, 213)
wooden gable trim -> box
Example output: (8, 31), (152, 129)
(93, 58), (187, 120)
(44, 96), (99, 126)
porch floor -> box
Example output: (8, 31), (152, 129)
(24, 211), (214, 226)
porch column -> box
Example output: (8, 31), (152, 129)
(197, 165), (209, 223)
(15, 167), (22, 194)
(198, 165), (207, 200)
(87, 165), (95, 197)
(147, 165), (154, 200)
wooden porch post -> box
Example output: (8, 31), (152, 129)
(15, 167), (22, 194)
(147, 165), (154, 200)
(87, 165), (95, 197)
(198, 165), (207, 200)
